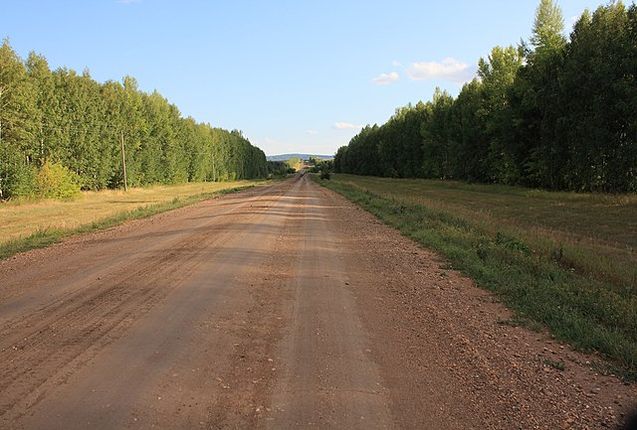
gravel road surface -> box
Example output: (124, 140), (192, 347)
(0, 175), (635, 429)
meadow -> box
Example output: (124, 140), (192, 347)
(319, 174), (637, 379)
(0, 180), (262, 260)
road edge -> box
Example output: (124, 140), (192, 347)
(0, 184), (260, 262)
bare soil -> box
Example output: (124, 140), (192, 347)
(0, 175), (634, 429)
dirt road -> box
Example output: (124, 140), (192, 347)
(0, 175), (634, 429)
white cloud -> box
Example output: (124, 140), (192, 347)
(334, 122), (362, 130)
(407, 57), (473, 83)
(117, 0), (141, 4)
(306, 129), (319, 135)
(372, 71), (399, 86)
(392, 60), (403, 67)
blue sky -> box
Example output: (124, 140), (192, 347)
(4, 0), (601, 155)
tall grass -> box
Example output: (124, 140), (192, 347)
(318, 174), (637, 380)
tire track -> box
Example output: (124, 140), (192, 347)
(0, 183), (289, 421)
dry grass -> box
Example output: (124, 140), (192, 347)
(334, 175), (637, 289)
(0, 181), (261, 247)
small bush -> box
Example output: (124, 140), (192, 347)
(320, 171), (331, 180)
(475, 239), (490, 260)
(9, 164), (38, 199)
(495, 232), (530, 254)
(0, 149), (38, 199)
(36, 162), (81, 199)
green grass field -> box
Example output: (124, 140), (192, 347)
(0, 180), (263, 260)
(317, 174), (637, 379)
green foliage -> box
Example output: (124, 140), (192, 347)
(530, 0), (566, 58)
(318, 160), (333, 179)
(478, 45), (524, 184)
(267, 160), (294, 177)
(309, 158), (334, 178)
(0, 41), (268, 200)
(36, 161), (80, 199)
(556, 2), (637, 192)
(286, 157), (302, 172)
(336, 1), (637, 193)
(0, 39), (37, 199)
(449, 79), (488, 181)
(10, 163), (37, 198)
(421, 89), (454, 178)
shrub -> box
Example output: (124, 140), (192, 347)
(8, 164), (38, 199)
(0, 149), (38, 199)
(36, 162), (81, 199)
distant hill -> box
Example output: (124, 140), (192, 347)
(266, 153), (334, 162)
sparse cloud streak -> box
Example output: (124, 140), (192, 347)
(117, 0), (142, 4)
(334, 122), (362, 130)
(372, 71), (399, 86)
(407, 57), (474, 83)
(306, 129), (319, 135)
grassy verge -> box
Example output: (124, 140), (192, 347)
(0, 182), (261, 261)
(315, 174), (637, 380)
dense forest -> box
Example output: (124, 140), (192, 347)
(335, 0), (637, 193)
(0, 41), (268, 199)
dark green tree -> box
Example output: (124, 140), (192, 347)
(0, 40), (38, 198)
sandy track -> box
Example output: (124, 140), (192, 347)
(0, 175), (634, 429)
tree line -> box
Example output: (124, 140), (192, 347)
(266, 160), (297, 177)
(335, 0), (637, 193)
(0, 40), (268, 199)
